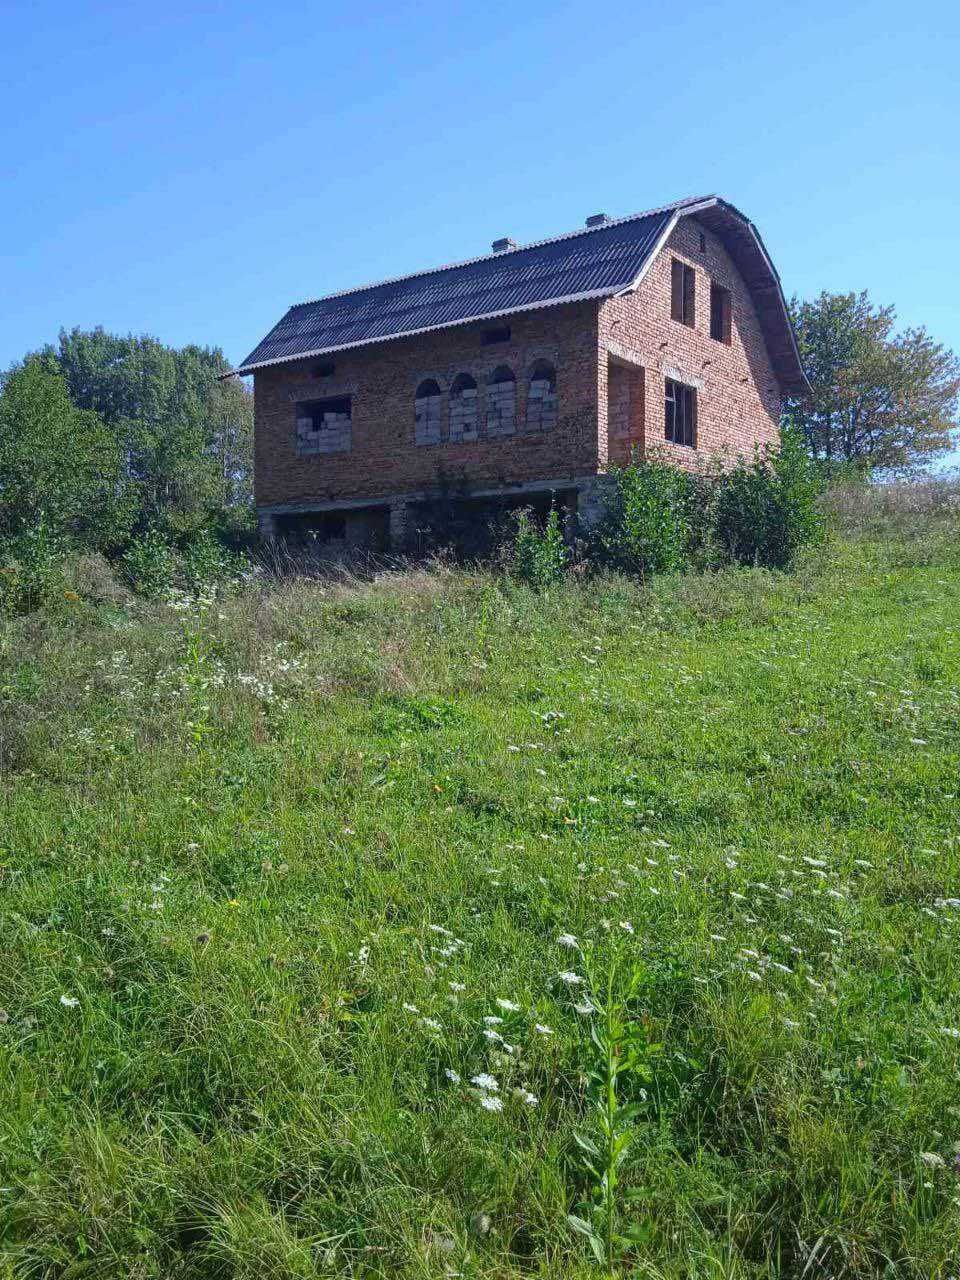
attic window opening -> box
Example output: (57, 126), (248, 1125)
(664, 378), (696, 448)
(670, 258), (695, 327)
(481, 325), (511, 346)
(710, 283), (732, 344)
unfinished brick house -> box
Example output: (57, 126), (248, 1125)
(234, 195), (807, 548)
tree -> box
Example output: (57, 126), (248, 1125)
(50, 328), (253, 534)
(785, 291), (960, 472)
(0, 358), (132, 547)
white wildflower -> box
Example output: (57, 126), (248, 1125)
(558, 971), (584, 986)
(557, 933), (578, 949)
(480, 1095), (504, 1112)
(471, 1073), (499, 1091)
(920, 1151), (946, 1168)
(534, 1023), (554, 1035)
(496, 998), (521, 1012)
(60, 995), (79, 1008)
(513, 1088), (538, 1106)
(444, 1068), (461, 1083)
(574, 1001), (595, 1015)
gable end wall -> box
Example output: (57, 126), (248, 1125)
(599, 217), (782, 469)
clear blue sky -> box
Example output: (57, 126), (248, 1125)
(2, 0), (957, 455)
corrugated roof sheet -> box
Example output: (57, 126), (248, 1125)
(235, 196), (713, 373)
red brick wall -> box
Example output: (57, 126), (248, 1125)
(254, 300), (602, 508)
(598, 217), (782, 471)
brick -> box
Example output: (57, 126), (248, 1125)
(253, 217), (781, 534)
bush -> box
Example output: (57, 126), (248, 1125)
(713, 433), (824, 569)
(590, 459), (693, 576)
(120, 529), (178, 597)
(510, 505), (568, 589)
(0, 517), (66, 615)
(181, 529), (247, 592)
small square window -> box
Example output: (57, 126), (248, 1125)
(670, 259), (695, 327)
(664, 378), (696, 448)
(710, 283), (732, 344)
(481, 325), (511, 345)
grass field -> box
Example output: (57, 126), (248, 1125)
(2, 518), (960, 1277)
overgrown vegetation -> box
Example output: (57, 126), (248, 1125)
(0, 328), (253, 602)
(2, 494), (960, 1277)
(507, 438), (824, 588)
(589, 457), (694, 576)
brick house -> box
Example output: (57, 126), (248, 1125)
(233, 195), (807, 548)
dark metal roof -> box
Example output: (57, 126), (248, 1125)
(234, 195), (808, 393)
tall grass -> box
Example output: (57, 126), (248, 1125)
(1, 517), (960, 1277)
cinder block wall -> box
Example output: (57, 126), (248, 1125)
(598, 218), (782, 470)
(253, 300), (603, 509)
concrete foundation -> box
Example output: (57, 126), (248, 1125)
(257, 473), (614, 553)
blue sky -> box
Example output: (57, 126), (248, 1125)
(2, 0), (957, 457)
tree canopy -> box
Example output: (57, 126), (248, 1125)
(786, 292), (960, 472)
(50, 328), (253, 533)
(0, 358), (132, 546)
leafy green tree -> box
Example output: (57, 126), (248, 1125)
(786, 291), (960, 472)
(51, 328), (253, 534)
(0, 358), (132, 547)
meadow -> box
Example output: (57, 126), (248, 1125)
(2, 498), (960, 1278)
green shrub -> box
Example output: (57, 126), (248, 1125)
(0, 517), (66, 615)
(590, 459), (693, 576)
(181, 529), (247, 592)
(120, 529), (178, 597)
(510, 505), (568, 589)
(713, 432), (824, 568)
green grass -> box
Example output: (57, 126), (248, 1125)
(2, 532), (960, 1277)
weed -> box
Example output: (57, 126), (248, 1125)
(567, 946), (659, 1274)
(510, 505), (568, 589)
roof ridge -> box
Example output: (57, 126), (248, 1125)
(288, 194), (718, 311)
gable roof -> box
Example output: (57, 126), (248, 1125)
(233, 195), (808, 393)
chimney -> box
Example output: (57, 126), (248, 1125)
(491, 237), (517, 253)
(585, 212), (610, 227)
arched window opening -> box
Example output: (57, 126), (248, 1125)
(414, 378), (443, 445)
(486, 365), (516, 436)
(526, 361), (557, 431)
(449, 372), (479, 442)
